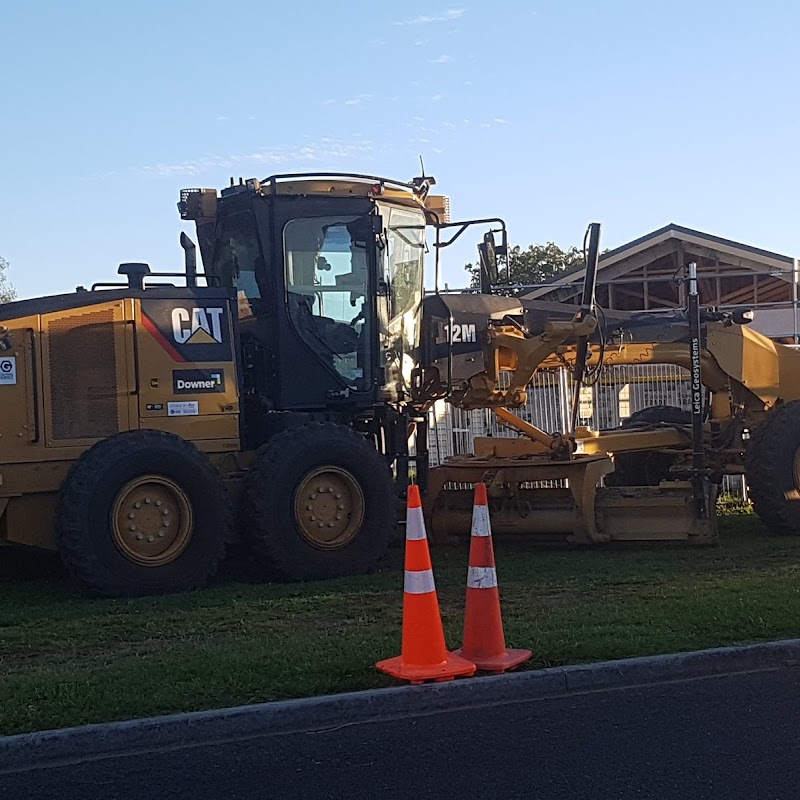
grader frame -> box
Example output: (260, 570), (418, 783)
(418, 226), (800, 545)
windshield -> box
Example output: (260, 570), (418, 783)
(386, 207), (425, 318)
(284, 215), (371, 390)
(211, 210), (263, 318)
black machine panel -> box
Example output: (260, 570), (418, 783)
(415, 293), (524, 400)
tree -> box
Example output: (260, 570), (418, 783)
(466, 241), (584, 289)
(0, 257), (16, 303)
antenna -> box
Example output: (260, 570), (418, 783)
(411, 155), (435, 198)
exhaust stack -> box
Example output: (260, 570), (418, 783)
(180, 232), (197, 288)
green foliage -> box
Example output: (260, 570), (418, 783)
(717, 492), (754, 516)
(466, 241), (584, 288)
(0, 256), (17, 302)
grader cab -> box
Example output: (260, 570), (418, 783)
(0, 172), (508, 596)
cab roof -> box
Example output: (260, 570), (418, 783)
(180, 173), (450, 222)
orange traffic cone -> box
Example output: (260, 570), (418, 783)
(376, 485), (476, 684)
(456, 482), (532, 673)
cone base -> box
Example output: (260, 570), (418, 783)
(454, 647), (532, 674)
(376, 651), (476, 684)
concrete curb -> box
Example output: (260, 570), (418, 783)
(3, 638), (800, 770)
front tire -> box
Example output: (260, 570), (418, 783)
(242, 422), (395, 580)
(746, 401), (800, 535)
(55, 430), (229, 596)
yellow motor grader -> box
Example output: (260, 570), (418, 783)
(1, 171), (795, 597)
(0, 172), (506, 596)
(413, 224), (800, 544)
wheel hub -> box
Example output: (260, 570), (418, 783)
(111, 475), (193, 566)
(294, 467), (364, 549)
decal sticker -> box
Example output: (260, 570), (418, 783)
(435, 322), (478, 345)
(171, 307), (225, 345)
(145, 403), (164, 411)
(141, 299), (232, 363)
(173, 369), (226, 394)
(168, 401), (199, 417)
(0, 357), (16, 385)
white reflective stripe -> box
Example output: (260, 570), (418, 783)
(404, 569), (436, 594)
(406, 506), (428, 541)
(470, 504), (491, 537)
(467, 566), (498, 589)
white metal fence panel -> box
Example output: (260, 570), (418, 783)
(428, 363), (747, 497)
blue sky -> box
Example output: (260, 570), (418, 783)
(2, 0), (799, 298)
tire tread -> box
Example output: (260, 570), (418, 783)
(242, 422), (395, 580)
(55, 430), (229, 596)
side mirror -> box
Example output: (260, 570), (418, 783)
(478, 232), (499, 292)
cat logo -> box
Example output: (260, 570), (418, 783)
(141, 300), (232, 364)
(171, 307), (225, 345)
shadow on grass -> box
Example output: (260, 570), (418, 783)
(0, 511), (774, 598)
(0, 547), (67, 583)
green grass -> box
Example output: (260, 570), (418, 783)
(4, 511), (800, 736)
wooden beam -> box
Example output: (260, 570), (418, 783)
(646, 296), (680, 308)
(721, 284), (758, 305)
(755, 283), (792, 302)
(676, 231), (791, 272)
(609, 284), (652, 305)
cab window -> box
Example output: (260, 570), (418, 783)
(211, 211), (263, 318)
(284, 215), (370, 389)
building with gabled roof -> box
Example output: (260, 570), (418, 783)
(521, 224), (799, 342)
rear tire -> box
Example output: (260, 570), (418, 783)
(609, 405), (691, 486)
(242, 422), (395, 580)
(745, 401), (800, 535)
(55, 430), (229, 596)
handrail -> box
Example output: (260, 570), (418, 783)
(262, 173), (419, 193)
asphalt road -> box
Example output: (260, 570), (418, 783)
(2, 667), (799, 800)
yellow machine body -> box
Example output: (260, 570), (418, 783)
(0, 290), (240, 551)
(421, 299), (799, 546)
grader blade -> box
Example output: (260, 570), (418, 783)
(424, 455), (718, 545)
